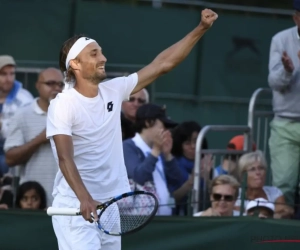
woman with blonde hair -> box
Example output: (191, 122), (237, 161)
(234, 150), (293, 218)
(193, 175), (240, 217)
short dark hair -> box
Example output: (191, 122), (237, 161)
(135, 117), (156, 133)
(171, 121), (208, 157)
(15, 181), (47, 210)
(59, 34), (85, 83)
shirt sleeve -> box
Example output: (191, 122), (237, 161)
(123, 139), (158, 185)
(268, 36), (293, 91)
(122, 73), (138, 101)
(265, 186), (283, 202)
(3, 111), (25, 152)
(106, 73), (138, 102)
(46, 94), (73, 139)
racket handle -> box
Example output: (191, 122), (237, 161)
(47, 207), (80, 216)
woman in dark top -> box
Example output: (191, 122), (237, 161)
(170, 121), (211, 215)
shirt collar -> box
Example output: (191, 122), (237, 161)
(132, 133), (152, 153)
(33, 98), (46, 115)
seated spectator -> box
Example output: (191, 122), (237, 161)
(234, 150), (293, 219)
(121, 88), (149, 140)
(4, 68), (63, 207)
(123, 103), (181, 215)
(0, 55), (34, 175)
(246, 198), (274, 219)
(214, 135), (256, 178)
(121, 88), (149, 123)
(170, 121), (211, 215)
(193, 175), (240, 217)
(15, 181), (46, 210)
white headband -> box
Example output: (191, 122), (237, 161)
(65, 37), (96, 69)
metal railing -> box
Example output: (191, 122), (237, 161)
(192, 125), (251, 214)
(247, 88), (273, 184)
(139, 0), (293, 15)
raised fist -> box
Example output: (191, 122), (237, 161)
(199, 9), (218, 29)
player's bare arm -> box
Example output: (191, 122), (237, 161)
(53, 134), (98, 222)
(132, 9), (218, 94)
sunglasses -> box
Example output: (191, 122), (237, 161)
(212, 193), (234, 202)
(128, 97), (146, 104)
(41, 81), (64, 88)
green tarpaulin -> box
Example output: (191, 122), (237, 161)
(1, 210), (300, 250)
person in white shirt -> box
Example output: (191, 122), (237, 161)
(4, 68), (64, 207)
(47, 9), (218, 250)
(234, 150), (293, 219)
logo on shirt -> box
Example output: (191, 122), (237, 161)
(107, 101), (113, 112)
(85, 37), (90, 40)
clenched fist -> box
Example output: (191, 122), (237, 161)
(199, 9), (218, 29)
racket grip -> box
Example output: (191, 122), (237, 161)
(47, 207), (80, 216)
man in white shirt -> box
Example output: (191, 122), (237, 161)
(47, 9), (218, 250)
(5, 68), (64, 207)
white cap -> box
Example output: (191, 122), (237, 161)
(246, 198), (275, 212)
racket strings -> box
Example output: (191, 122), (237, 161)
(99, 194), (156, 234)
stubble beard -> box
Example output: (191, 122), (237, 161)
(89, 72), (107, 85)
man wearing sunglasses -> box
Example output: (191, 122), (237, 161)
(4, 67), (64, 207)
(121, 88), (149, 123)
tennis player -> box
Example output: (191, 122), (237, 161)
(46, 8), (218, 250)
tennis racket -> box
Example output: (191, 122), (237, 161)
(47, 191), (158, 236)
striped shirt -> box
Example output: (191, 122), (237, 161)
(4, 98), (58, 206)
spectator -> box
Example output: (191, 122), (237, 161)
(123, 103), (181, 215)
(121, 88), (149, 140)
(193, 175), (240, 217)
(170, 121), (211, 215)
(234, 150), (293, 219)
(246, 198), (275, 219)
(0, 55), (33, 175)
(121, 88), (149, 123)
(214, 135), (256, 178)
(15, 181), (46, 210)
(4, 68), (63, 207)
(267, 0), (300, 210)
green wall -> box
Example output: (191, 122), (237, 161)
(1, 210), (300, 250)
(0, 0), (295, 147)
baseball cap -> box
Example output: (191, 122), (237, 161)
(246, 198), (275, 213)
(136, 103), (178, 128)
(0, 55), (16, 70)
(227, 135), (256, 151)
(294, 0), (300, 11)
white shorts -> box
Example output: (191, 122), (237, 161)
(52, 193), (121, 250)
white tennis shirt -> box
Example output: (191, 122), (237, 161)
(46, 73), (138, 201)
